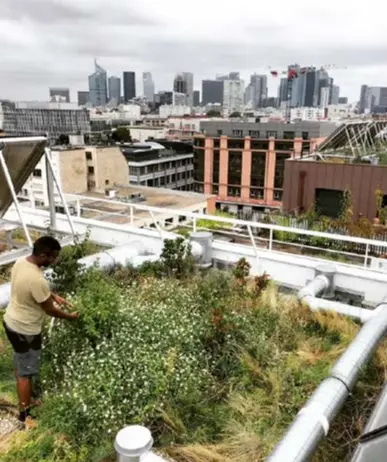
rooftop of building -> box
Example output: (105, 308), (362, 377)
(292, 120), (387, 164)
(199, 119), (337, 138)
(71, 184), (211, 224)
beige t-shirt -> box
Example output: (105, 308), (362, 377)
(4, 258), (51, 335)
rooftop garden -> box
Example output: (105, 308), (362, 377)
(0, 238), (386, 461)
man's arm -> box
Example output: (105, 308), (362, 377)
(41, 297), (78, 320)
(51, 292), (72, 307)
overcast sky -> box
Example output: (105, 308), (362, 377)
(1, 0), (386, 102)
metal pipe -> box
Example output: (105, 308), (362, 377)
(45, 150), (57, 230)
(269, 282), (387, 461)
(0, 236), (205, 309)
(44, 148), (76, 237)
(303, 296), (374, 323)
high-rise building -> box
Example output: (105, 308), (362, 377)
(360, 86), (387, 113)
(278, 78), (288, 105)
(123, 72), (136, 102)
(143, 72), (155, 102)
(49, 88), (70, 103)
(108, 76), (121, 103)
(330, 85), (340, 105)
(193, 90), (200, 106)
(317, 70), (330, 106)
(302, 68), (318, 107)
(202, 80), (224, 105)
(88, 60), (108, 107)
(223, 78), (245, 113)
(183, 72), (194, 106)
(244, 74), (267, 109)
(173, 74), (187, 95)
(77, 91), (90, 106)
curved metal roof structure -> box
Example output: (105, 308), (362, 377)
(0, 136), (47, 218)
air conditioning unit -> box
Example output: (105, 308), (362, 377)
(370, 257), (387, 272)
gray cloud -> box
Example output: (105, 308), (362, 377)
(0, 0), (386, 101)
(0, 0), (155, 25)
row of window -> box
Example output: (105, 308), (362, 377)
(194, 184), (283, 201)
(194, 151), (289, 189)
(195, 141), (310, 152)
(131, 159), (193, 177)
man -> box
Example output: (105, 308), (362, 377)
(2, 236), (78, 424)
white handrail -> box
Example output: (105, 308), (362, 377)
(64, 193), (387, 250)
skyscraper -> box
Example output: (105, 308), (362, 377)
(330, 85), (340, 105)
(202, 80), (223, 105)
(193, 90), (200, 106)
(244, 74), (267, 109)
(77, 91), (90, 106)
(123, 72), (136, 102)
(88, 60), (108, 107)
(223, 78), (245, 113)
(108, 76), (121, 103)
(278, 78), (288, 105)
(143, 72), (155, 102)
(49, 88), (70, 103)
(174, 74), (187, 95)
(182, 72), (194, 106)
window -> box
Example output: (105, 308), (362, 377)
(232, 129), (244, 138)
(105, 180), (109, 185)
(275, 141), (294, 151)
(251, 140), (269, 150)
(228, 139), (245, 149)
(88, 166), (94, 174)
(33, 169), (42, 178)
(266, 131), (277, 138)
(274, 190), (283, 201)
(283, 131), (295, 140)
(250, 153), (266, 187)
(249, 130), (260, 138)
(274, 154), (289, 189)
(85, 151), (92, 160)
(212, 185), (219, 195)
(194, 138), (205, 147)
(193, 148), (205, 182)
(250, 189), (264, 199)
(217, 129), (223, 136)
(214, 139), (220, 148)
(228, 186), (241, 197)
(213, 150), (220, 184)
(302, 131), (309, 140)
(228, 151), (242, 186)
(315, 189), (344, 218)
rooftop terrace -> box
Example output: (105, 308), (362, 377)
(2, 137), (387, 461)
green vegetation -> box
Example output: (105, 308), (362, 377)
(1, 240), (386, 461)
(111, 127), (131, 143)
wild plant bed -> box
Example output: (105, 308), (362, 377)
(1, 241), (386, 462)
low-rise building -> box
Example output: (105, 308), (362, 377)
(121, 140), (194, 191)
(194, 120), (336, 213)
(20, 146), (130, 210)
(0, 101), (91, 143)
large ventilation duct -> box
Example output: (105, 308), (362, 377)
(268, 264), (387, 461)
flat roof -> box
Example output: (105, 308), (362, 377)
(74, 185), (211, 224)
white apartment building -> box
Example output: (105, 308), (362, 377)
(159, 105), (192, 118)
(223, 79), (245, 113)
(89, 104), (141, 122)
(19, 146), (130, 211)
(290, 107), (326, 122)
(130, 126), (167, 143)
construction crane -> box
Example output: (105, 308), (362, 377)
(267, 64), (347, 123)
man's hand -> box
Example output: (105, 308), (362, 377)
(52, 293), (73, 308)
(66, 312), (79, 321)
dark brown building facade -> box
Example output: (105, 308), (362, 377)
(283, 160), (387, 221)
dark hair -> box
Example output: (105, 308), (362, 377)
(32, 236), (61, 256)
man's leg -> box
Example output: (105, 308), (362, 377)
(14, 350), (40, 422)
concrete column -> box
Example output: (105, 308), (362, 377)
(241, 149), (252, 201)
(219, 136), (228, 199)
(293, 138), (303, 158)
(204, 138), (213, 195)
(265, 137), (276, 204)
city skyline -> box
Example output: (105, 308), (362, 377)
(0, 0), (386, 101)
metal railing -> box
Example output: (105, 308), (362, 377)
(64, 193), (387, 269)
